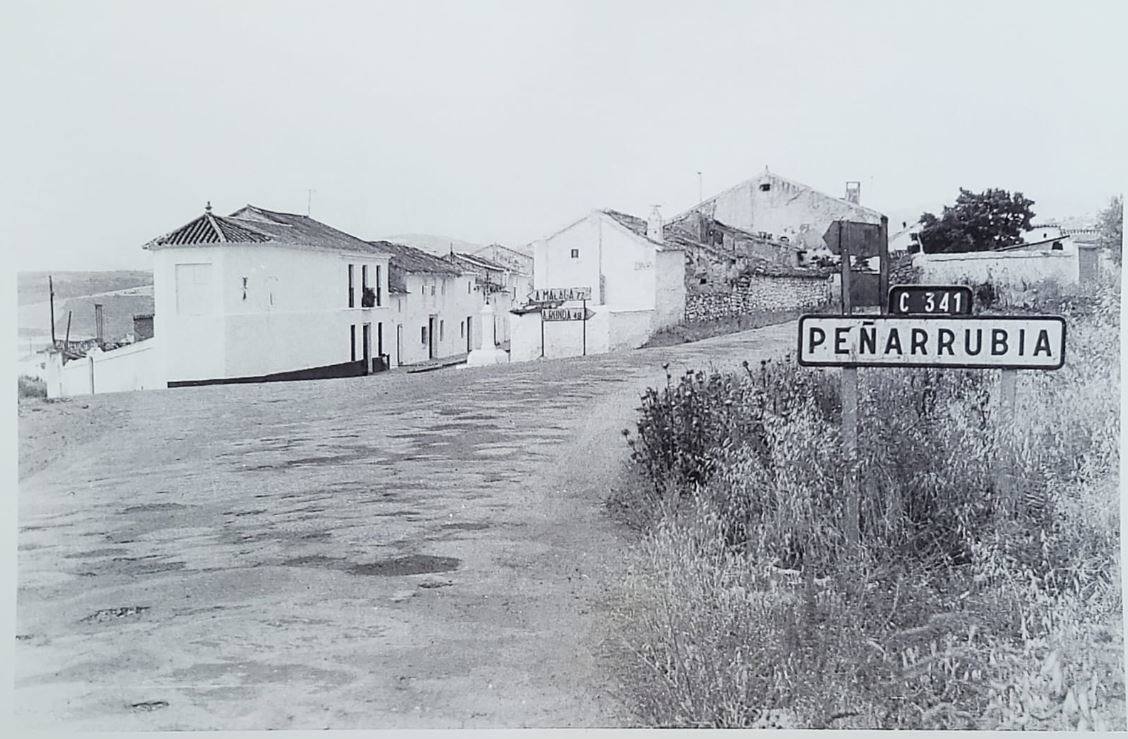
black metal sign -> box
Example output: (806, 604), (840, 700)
(888, 284), (973, 316)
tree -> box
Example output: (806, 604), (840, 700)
(1095, 195), (1123, 264)
(916, 188), (1036, 254)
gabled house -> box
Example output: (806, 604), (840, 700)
(682, 168), (886, 253)
(373, 240), (481, 363)
(513, 207), (686, 361)
(145, 204), (394, 386)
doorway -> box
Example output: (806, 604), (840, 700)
(362, 323), (372, 373)
(427, 316), (437, 360)
(466, 315), (473, 353)
(396, 324), (403, 366)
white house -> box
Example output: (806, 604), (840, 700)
(512, 207), (685, 361)
(147, 204), (395, 387)
(447, 251), (520, 345)
(682, 168), (886, 252)
(376, 240), (482, 365)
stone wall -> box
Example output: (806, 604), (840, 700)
(685, 274), (831, 321)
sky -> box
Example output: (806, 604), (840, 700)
(2, 0), (1126, 271)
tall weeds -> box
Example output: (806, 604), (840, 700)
(610, 275), (1123, 729)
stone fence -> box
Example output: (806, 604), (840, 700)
(685, 273), (832, 321)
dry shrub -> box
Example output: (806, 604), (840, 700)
(611, 274), (1123, 729)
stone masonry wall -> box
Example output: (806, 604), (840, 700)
(685, 274), (831, 321)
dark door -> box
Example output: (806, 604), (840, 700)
(466, 315), (473, 353)
(427, 317), (436, 359)
(396, 324), (403, 366)
(362, 323), (372, 373)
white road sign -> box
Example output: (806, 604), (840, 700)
(798, 315), (1066, 369)
(530, 286), (591, 303)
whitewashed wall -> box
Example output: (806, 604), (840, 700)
(915, 250), (1079, 288)
(46, 339), (164, 398)
(154, 243), (394, 383)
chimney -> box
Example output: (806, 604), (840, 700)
(94, 303), (105, 346)
(647, 205), (664, 243)
(845, 181), (861, 204)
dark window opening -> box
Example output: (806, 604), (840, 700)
(759, 183), (771, 192)
(1052, 241), (1063, 251)
(421, 326), (427, 344)
(350, 324), (357, 361)
(570, 248), (580, 258)
(348, 264), (355, 307)
(376, 265), (382, 306)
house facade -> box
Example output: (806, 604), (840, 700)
(447, 251), (518, 345)
(377, 241), (481, 365)
(684, 168), (886, 253)
(148, 204), (394, 386)
(512, 208), (685, 361)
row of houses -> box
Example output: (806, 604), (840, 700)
(45, 167), (1103, 398)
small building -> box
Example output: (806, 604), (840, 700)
(146, 204), (395, 386)
(682, 168), (886, 253)
(375, 240), (481, 364)
(470, 243), (534, 300)
(447, 251), (519, 344)
(514, 207), (685, 361)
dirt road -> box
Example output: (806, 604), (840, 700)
(16, 321), (797, 730)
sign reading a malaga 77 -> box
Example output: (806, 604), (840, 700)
(798, 315), (1066, 370)
(530, 286), (591, 303)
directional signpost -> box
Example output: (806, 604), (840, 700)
(529, 286), (594, 357)
(806, 220), (1067, 550)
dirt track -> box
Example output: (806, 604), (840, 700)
(16, 321), (796, 730)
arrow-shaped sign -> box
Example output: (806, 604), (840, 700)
(823, 220), (882, 257)
(529, 286), (592, 303)
(542, 307), (596, 322)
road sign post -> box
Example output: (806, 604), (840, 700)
(996, 368), (1018, 515)
(878, 216), (889, 316)
(836, 220), (860, 551)
(582, 298), (587, 356)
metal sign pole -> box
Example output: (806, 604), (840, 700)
(996, 369), (1018, 516)
(839, 222), (861, 551)
(582, 298), (587, 356)
(540, 311), (545, 359)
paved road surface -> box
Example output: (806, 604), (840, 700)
(16, 321), (797, 731)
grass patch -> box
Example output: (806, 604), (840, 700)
(609, 275), (1123, 729)
(18, 375), (47, 399)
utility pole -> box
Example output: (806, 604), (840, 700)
(48, 275), (57, 348)
(697, 171), (703, 203)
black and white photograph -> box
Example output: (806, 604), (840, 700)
(5, 0), (1126, 733)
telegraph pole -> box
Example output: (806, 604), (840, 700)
(48, 275), (57, 348)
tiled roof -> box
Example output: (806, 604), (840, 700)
(599, 209), (682, 251)
(147, 211), (272, 247)
(449, 252), (507, 272)
(372, 240), (463, 275)
(665, 212), (803, 253)
(145, 205), (392, 258)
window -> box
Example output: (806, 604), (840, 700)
(362, 264), (369, 292)
(759, 183), (771, 192)
(397, 298), (403, 313)
(375, 265), (382, 306)
(570, 248), (580, 259)
(421, 326), (427, 344)
(347, 264), (355, 307)
(175, 263), (212, 316)
(460, 320), (465, 338)
(430, 284), (436, 296)
(439, 320), (444, 341)
(441, 280), (446, 296)
(350, 324), (357, 361)
(467, 281), (472, 294)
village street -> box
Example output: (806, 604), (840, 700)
(16, 320), (796, 731)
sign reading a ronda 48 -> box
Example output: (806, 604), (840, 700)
(798, 315), (1067, 370)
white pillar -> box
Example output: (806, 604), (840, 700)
(479, 302), (496, 351)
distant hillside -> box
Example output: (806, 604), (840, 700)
(18, 270), (151, 307)
(19, 282), (154, 342)
(380, 234), (485, 257)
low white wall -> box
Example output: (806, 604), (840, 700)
(916, 250), (1079, 288)
(607, 309), (655, 351)
(46, 339), (164, 398)
(508, 306), (658, 362)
